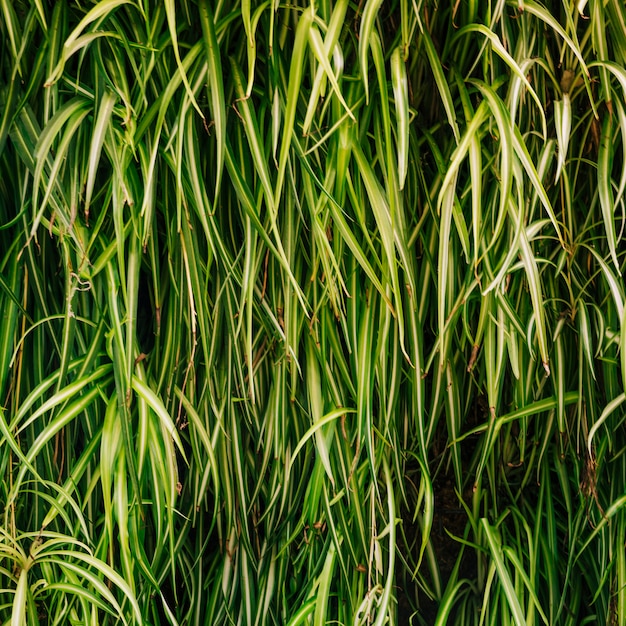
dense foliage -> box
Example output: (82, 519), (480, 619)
(1, 0), (625, 623)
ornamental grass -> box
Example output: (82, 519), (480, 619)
(1, 1), (625, 624)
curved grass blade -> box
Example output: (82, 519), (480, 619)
(481, 518), (527, 626)
(358, 0), (384, 104)
(199, 0), (225, 200)
(391, 46), (409, 190)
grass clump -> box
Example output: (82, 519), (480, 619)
(1, 1), (625, 623)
